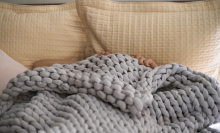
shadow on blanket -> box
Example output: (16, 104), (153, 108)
(0, 54), (219, 133)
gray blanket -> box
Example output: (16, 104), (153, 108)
(0, 54), (220, 133)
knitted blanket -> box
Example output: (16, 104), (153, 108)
(0, 54), (220, 133)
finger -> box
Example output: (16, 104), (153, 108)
(97, 52), (101, 57)
(99, 52), (104, 57)
(106, 52), (111, 55)
(139, 57), (146, 65)
(104, 52), (110, 55)
(144, 60), (150, 67)
(147, 59), (153, 64)
(98, 52), (103, 57)
(136, 55), (141, 59)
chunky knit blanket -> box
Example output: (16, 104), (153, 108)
(0, 54), (220, 133)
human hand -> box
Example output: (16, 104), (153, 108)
(131, 55), (158, 69)
(97, 52), (111, 57)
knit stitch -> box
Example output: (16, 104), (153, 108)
(0, 54), (219, 133)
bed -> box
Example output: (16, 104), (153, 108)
(0, 0), (220, 132)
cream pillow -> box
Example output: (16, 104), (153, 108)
(0, 49), (28, 94)
(0, 2), (89, 69)
(75, 0), (220, 79)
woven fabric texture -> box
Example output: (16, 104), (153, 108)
(75, 0), (220, 79)
(0, 54), (220, 132)
(0, 49), (27, 94)
(0, 2), (89, 69)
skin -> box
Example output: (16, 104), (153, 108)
(97, 52), (158, 69)
(32, 52), (158, 69)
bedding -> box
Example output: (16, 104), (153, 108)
(0, 1), (89, 69)
(0, 49), (27, 94)
(32, 59), (78, 69)
(0, 53), (220, 133)
(75, 0), (220, 79)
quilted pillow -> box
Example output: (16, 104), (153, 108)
(75, 0), (220, 79)
(0, 2), (89, 69)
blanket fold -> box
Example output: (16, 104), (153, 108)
(0, 54), (220, 133)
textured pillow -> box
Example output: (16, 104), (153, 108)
(32, 59), (78, 69)
(0, 49), (28, 94)
(0, 2), (89, 69)
(75, 0), (220, 78)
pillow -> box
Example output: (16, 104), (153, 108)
(0, 49), (28, 94)
(32, 59), (78, 69)
(0, 2), (89, 69)
(75, 0), (220, 78)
